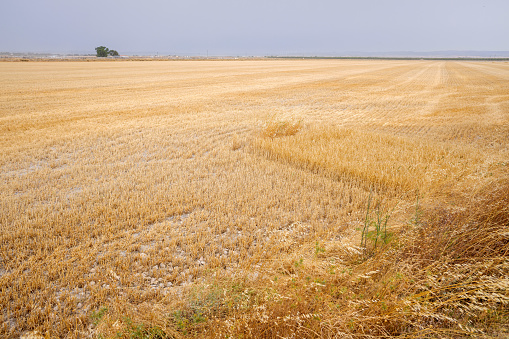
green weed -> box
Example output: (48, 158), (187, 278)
(360, 190), (394, 256)
(315, 241), (326, 255)
(91, 307), (108, 326)
(117, 317), (165, 339)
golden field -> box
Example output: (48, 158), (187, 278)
(1, 59), (508, 338)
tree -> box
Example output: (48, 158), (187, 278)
(109, 50), (119, 56)
(95, 46), (109, 57)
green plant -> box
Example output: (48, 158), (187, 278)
(315, 241), (325, 255)
(410, 190), (422, 226)
(91, 307), (108, 326)
(360, 190), (393, 255)
(294, 258), (304, 268)
(118, 317), (165, 339)
(173, 310), (190, 334)
(171, 285), (224, 335)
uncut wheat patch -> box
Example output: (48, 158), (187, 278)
(253, 124), (500, 197)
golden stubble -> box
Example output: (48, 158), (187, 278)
(1, 60), (508, 337)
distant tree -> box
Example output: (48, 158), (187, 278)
(95, 46), (109, 57)
(109, 50), (119, 56)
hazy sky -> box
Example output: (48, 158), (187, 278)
(1, 0), (508, 55)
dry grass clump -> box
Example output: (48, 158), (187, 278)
(259, 115), (303, 138)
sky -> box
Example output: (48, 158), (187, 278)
(0, 0), (508, 56)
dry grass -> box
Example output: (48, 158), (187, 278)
(1, 60), (508, 338)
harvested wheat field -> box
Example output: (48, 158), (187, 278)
(1, 59), (508, 338)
